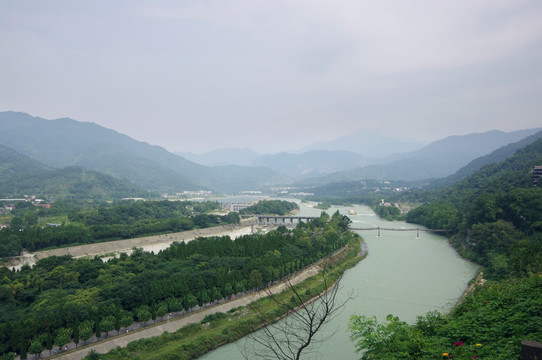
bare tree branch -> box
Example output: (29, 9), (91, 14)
(239, 268), (353, 360)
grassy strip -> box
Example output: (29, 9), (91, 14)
(97, 235), (363, 360)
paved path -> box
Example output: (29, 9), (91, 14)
(52, 264), (321, 360)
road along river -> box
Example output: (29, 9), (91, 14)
(199, 203), (479, 360)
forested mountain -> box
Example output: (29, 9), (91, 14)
(0, 143), (51, 178)
(0, 144), (145, 199)
(0, 112), (283, 193)
(348, 138), (542, 360)
(303, 128), (542, 183)
(406, 138), (542, 278)
(431, 129), (542, 187)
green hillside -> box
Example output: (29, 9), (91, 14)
(431, 129), (542, 187)
(0, 144), (146, 200)
(0, 112), (283, 193)
(349, 139), (542, 360)
(406, 138), (542, 277)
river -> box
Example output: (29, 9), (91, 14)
(199, 202), (479, 360)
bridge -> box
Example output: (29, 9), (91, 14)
(258, 215), (319, 226)
(350, 227), (448, 238)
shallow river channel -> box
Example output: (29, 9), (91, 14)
(199, 203), (479, 360)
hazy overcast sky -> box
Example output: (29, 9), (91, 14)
(1, 1), (541, 153)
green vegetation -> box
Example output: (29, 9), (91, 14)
(405, 138), (542, 279)
(314, 201), (331, 210)
(350, 274), (542, 359)
(239, 200), (299, 215)
(0, 143), (149, 200)
(0, 200), (237, 257)
(0, 212), (354, 358)
(349, 139), (542, 358)
(372, 203), (402, 221)
(0, 111), (285, 194)
(307, 179), (422, 207)
(92, 228), (362, 360)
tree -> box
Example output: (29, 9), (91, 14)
(28, 339), (43, 359)
(119, 311), (133, 330)
(154, 302), (168, 321)
(135, 306), (152, 323)
(9, 216), (23, 230)
(240, 271), (350, 360)
(45, 333), (53, 357)
(54, 327), (72, 351)
(249, 269), (263, 289)
(349, 314), (427, 359)
(99, 316), (115, 338)
(78, 321), (93, 345)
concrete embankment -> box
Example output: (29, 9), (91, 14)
(36, 224), (252, 260)
(4, 219), (259, 270)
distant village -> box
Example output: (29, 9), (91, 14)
(0, 195), (54, 229)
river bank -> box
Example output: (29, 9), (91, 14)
(47, 235), (363, 360)
(3, 220), (259, 271)
(201, 203), (479, 360)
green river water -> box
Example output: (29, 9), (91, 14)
(200, 203), (479, 359)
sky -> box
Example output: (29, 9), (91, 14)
(1, 0), (542, 154)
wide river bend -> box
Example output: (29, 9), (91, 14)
(200, 203), (479, 360)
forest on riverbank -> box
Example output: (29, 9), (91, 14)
(0, 211), (354, 359)
(349, 139), (542, 358)
(0, 199), (302, 258)
(0, 200), (237, 257)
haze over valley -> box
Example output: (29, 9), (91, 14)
(1, 111), (541, 198)
(1, 2), (542, 359)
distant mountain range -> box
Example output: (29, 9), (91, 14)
(299, 129), (425, 158)
(178, 128), (542, 181)
(250, 150), (373, 179)
(298, 128), (542, 184)
(177, 148), (263, 167)
(1, 111), (540, 198)
(0, 111), (283, 194)
(431, 129), (542, 187)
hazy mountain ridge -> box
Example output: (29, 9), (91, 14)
(0, 143), (145, 199)
(299, 129), (426, 158)
(431, 129), (542, 187)
(251, 150), (373, 178)
(177, 148), (262, 167)
(0, 112), (284, 193)
(180, 129), (541, 182)
(2, 111), (539, 194)
(302, 128), (542, 183)
(178, 148), (375, 179)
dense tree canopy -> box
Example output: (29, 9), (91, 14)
(0, 200), (236, 257)
(0, 211), (355, 358)
(349, 139), (542, 360)
(405, 139), (542, 279)
(239, 200), (299, 216)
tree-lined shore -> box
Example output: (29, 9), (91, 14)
(0, 211), (355, 359)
